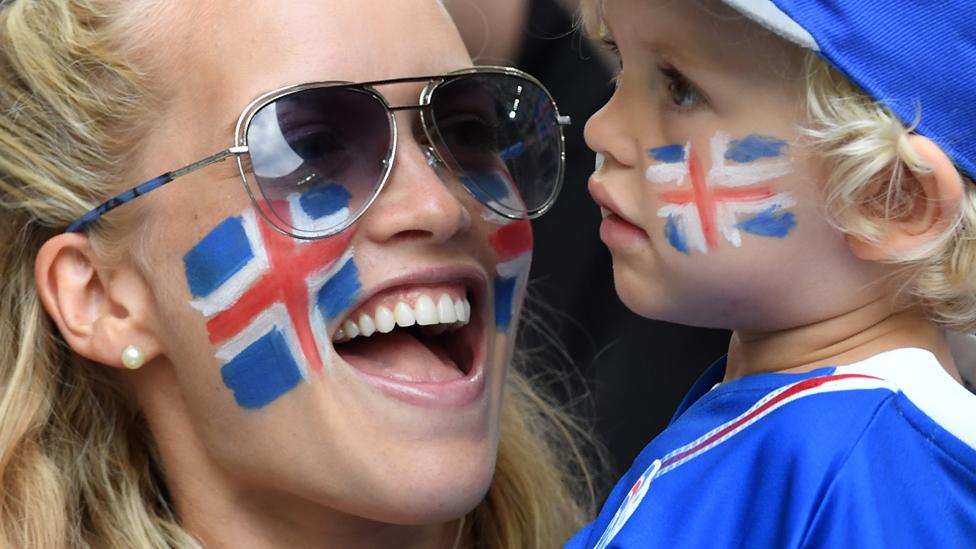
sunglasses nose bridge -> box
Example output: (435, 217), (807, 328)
(384, 100), (444, 163)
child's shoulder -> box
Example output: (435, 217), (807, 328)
(825, 348), (976, 467)
(572, 349), (976, 549)
(796, 348), (976, 547)
(686, 348), (976, 476)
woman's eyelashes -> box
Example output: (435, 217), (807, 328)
(659, 66), (705, 110)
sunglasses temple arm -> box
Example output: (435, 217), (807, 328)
(170, 146), (248, 179)
(65, 146), (248, 233)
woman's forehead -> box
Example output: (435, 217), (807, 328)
(169, 1), (466, 83)
(149, 0), (470, 155)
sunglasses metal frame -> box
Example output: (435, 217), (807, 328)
(65, 65), (570, 239)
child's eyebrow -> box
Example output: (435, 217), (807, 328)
(636, 39), (715, 75)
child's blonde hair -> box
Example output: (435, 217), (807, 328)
(802, 56), (976, 331)
(0, 1), (598, 547)
(579, 0), (976, 332)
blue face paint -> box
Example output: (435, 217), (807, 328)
(724, 134), (788, 163)
(184, 216), (255, 299)
(651, 133), (796, 254)
(493, 277), (517, 330)
(489, 220), (532, 331)
(185, 203), (359, 409)
(461, 173), (513, 204)
(298, 183), (352, 220)
(499, 141), (525, 161)
(737, 205), (797, 238)
(648, 144), (687, 163)
(220, 328), (304, 409)
(316, 258), (362, 322)
(665, 215), (691, 254)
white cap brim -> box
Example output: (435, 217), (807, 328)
(720, 0), (820, 51)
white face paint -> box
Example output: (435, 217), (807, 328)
(645, 131), (796, 255)
(594, 151), (606, 171)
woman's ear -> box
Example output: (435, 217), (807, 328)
(847, 135), (965, 261)
(35, 233), (162, 370)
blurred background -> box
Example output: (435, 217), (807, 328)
(444, 0), (732, 485)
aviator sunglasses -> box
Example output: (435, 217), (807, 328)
(66, 66), (570, 239)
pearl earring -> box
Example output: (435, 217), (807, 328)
(121, 345), (145, 370)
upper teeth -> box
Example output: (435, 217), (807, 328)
(333, 293), (471, 342)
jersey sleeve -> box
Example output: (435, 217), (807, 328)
(800, 395), (976, 548)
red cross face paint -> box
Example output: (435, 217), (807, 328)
(646, 133), (797, 255)
(489, 219), (533, 332)
(467, 167), (534, 333)
(182, 199), (361, 409)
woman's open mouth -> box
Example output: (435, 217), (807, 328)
(330, 273), (487, 407)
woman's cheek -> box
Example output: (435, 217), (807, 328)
(487, 219), (533, 334)
(462, 157), (534, 333)
(180, 199), (361, 410)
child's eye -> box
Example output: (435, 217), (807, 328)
(660, 67), (704, 109)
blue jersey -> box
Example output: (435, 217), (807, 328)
(567, 348), (976, 548)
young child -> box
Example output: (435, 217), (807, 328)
(569, 1), (976, 547)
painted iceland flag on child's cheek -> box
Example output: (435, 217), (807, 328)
(182, 192), (361, 409)
(646, 132), (797, 255)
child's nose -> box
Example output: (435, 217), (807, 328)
(584, 93), (641, 170)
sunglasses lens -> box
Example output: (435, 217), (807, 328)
(246, 87), (392, 236)
(427, 73), (563, 217)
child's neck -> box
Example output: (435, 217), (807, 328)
(725, 297), (959, 382)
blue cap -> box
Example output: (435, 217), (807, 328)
(721, 0), (976, 180)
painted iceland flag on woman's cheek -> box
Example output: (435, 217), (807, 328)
(182, 194), (361, 409)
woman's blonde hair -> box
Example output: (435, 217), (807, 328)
(0, 1), (599, 547)
(578, 0), (976, 332)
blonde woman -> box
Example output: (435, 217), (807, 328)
(0, 0), (596, 547)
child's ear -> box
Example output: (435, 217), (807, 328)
(846, 135), (964, 261)
(35, 233), (162, 370)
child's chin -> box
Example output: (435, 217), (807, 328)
(612, 268), (681, 321)
(613, 280), (732, 329)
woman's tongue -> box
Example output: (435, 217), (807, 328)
(337, 330), (464, 383)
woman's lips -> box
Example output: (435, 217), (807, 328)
(331, 268), (489, 409)
(333, 285), (471, 343)
(338, 308), (487, 409)
(358, 372), (487, 409)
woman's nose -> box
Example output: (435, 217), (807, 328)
(359, 138), (472, 244)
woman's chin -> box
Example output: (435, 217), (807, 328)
(346, 454), (498, 526)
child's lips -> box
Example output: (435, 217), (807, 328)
(600, 213), (650, 248)
(588, 177), (644, 229)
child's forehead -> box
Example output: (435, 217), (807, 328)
(604, 0), (798, 70)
